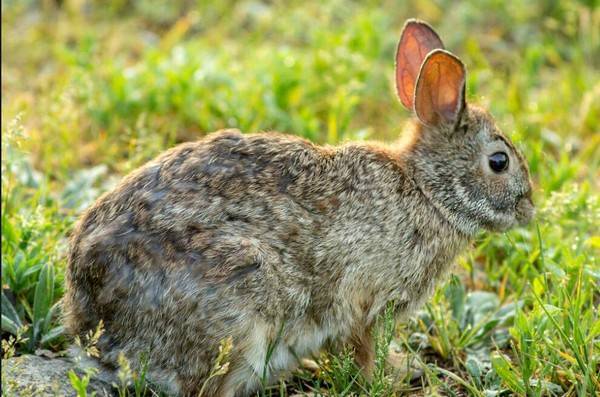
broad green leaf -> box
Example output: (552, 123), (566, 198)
(1, 290), (22, 328)
(445, 275), (465, 324)
(41, 325), (65, 345)
(493, 301), (523, 324)
(1, 314), (20, 335)
(21, 262), (44, 278)
(32, 263), (55, 338)
(465, 356), (483, 388)
(474, 319), (500, 342)
(43, 300), (62, 337)
(467, 292), (500, 324)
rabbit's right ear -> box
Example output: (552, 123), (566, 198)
(414, 50), (466, 127)
(395, 19), (444, 110)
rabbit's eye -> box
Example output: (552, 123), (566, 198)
(489, 152), (509, 173)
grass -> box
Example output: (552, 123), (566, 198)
(2, 0), (599, 395)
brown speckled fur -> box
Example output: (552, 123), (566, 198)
(64, 21), (534, 397)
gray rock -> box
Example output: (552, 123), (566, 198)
(1, 355), (116, 396)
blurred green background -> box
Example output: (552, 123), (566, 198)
(2, 1), (599, 396)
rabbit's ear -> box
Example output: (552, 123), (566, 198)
(414, 50), (466, 127)
(395, 19), (444, 110)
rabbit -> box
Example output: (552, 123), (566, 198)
(64, 19), (534, 397)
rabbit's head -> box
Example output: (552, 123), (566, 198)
(396, 20), (534, 235)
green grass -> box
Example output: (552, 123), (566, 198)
(2, 0), (599, 396)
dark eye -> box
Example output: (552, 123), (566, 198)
(489, 152), (509, 173)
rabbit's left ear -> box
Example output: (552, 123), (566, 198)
(395, 19), (444, 110)
(414, 49), (466, 127)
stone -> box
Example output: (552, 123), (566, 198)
(1, 354), (115, 396)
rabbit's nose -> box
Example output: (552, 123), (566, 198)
(516, 197), (535, 225)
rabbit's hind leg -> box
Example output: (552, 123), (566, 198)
(349, 323), (375, 379)
(212, 359), (262, 397)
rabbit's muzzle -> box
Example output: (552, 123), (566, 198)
(515, 196), (535, 226)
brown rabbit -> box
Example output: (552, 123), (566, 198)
(64, 19), (534, 396)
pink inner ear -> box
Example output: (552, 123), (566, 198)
(438, 77), (461, 119)
(414, 50), (466, 126)
(395, 20), (444, 110)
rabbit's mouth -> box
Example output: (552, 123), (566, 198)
(515, 197), (535, 226)
(481, 196), (534, 232)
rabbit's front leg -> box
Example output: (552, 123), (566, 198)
(349, 323), (375, 379)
